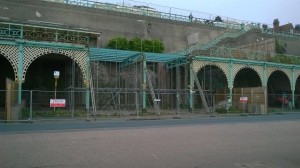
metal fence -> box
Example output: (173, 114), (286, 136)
(0, 89), (299, 122)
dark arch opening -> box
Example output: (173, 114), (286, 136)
(267, 70), (291, 107)
(0, 55), (15, 117)
(234, 68), (261, 88)
(0, 55), (15, 90)
(23, 53), (83, 91)
(22, 53), (85, 116)
(197, 65), (228, 107)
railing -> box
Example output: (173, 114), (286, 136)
(208, 46), (300, 65)
(0, 22), (92, 44)
(262, 28), (300, 40)
(209, 47), (273, 61)
(178, 24), (260, 55)
(43, 0), (260, 31)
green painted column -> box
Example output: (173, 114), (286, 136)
(292, 67), (295, 109)
(228, 60), (233, 105)
(85, 53), (90, 112)
(17, 44), (24, 105)
(262, 64), (267, 87)
(142, 55), (147, 110)
(189, 63), (194, 111)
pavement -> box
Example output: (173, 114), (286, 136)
(1, 113), (300, 168)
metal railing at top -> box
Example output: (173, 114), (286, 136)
(41, 0), (300, 41)
(43, 0), (260, 31)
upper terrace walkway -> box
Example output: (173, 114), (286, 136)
(44, 0), (300, 40)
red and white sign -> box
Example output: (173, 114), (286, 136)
(239, 97), (248, 103)
(50, 99), (66, 107)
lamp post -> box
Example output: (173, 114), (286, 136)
(137, 20), (147, 114)
(54, 71), (60, 111)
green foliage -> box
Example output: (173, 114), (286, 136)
(128, 37), (142, 51)
(107, 37), (164, 53)
(106, 37), (128, 50)
(273, 55), (292, 64)
(214, 16), (222, 22)
(262, 24), (268, 30)
(152, 39), (164, 53)
(275, 39), (286, 54)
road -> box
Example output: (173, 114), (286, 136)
(1, 113), (300, 168)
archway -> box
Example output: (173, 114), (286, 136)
(197, 65), (228, 106)
(267, 70), (291, 107)
(23, 53), (85, 116)
(23, 53), (83, 90)
(0, 55), (15, 118)
(234, 68), (262, 88)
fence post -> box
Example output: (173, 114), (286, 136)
(29, 90), (33, 122)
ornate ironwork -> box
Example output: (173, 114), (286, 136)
(0, 22), (93, 45)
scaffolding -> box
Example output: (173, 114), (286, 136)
(88, 48), (211, 118)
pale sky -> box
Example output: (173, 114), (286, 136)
(101, 0), (299, 27)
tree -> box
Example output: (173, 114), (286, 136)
(214, 16), (222, 22)
(152, 39), (164, 53)
(107, 37), (164, 53)
(106, 37), (128, 50)
(262, 24), (268, 30)
(128, 38), (164, 53)
(295, 24), (300, 31)
(128, 37), (142, 51)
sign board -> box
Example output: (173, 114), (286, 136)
(50, 99), (66, 107)
(54, 71), (60, 78)
(239, 97), (248, 103)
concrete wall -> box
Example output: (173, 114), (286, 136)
(0, 0), (225, 52)
(1, 0), (299, 54)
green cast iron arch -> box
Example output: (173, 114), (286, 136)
(193, 61), (229, 87)
(22, 46), (88, 85)
(267, 68), (292, 90)
(0, 45), (19, 81)
(232, 64), (263, 87)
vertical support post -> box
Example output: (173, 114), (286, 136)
(85, 52), (90, 118)
(29, 90), (32, 122)
(228, 61), (233, 105)
(142, 55), (147, 110)
(262, 64), (267, 87)
(291, 67), (295, 109)
(17, 43), (24, 108)
(176, 66), (181, 115)
(189, 62), (194, 112)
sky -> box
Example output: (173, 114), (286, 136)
(100, 0), (299, 26)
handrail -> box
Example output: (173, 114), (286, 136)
(42, 0), (259, 31)
(0, 21), (100, 44)
(207, 46), (300, 65)
(41, 0), (300, 40)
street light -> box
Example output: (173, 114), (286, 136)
(137, 19), (147, 116)
(137, 19), (145, 52)
(54, 71), (60, 111)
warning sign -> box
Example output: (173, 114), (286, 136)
(50, 99), (66, 107)
(239, 97), (248, 103)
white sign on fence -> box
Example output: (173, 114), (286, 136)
(50, 99), (66, 107)
(239, 97), (248, 103)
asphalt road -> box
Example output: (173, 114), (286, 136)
(1, 113), (300, 168)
